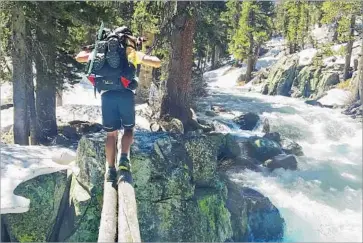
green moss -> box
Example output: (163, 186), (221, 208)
(159, 203), (172, 231)
(185, 136), (218, 186)
(18, 233), (38, 243)
(196, 193), (233, 242)
(5, 172), (67, 242)
(198, 197), (217, 232)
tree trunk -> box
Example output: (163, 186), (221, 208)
(289, 43), (294, 54)
(27, 69), (37, 145)
(35, 26), (57, 143)
(252, 44), (260, 72)
(160, 1), (196, 128)
(344, 15), (356, 81)
(215, 45), (221, 65)
(11, 5), (29, 145)
(56, 90), (63, 107)
(332, 21), (339, 42)
(25, 22), (38, 145)
(211, 44), (216, 70)
(358, 39), (363, 101)
(317, 9), (323, 28)
(197, 57), (201, 70)
(246, 33), (254, 82)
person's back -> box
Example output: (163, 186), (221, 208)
(75, 26), (161, 182)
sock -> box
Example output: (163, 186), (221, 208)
(121, 153), (128, 159)
(108, 165), (116, 169)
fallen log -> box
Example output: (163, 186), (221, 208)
(118, 172), (141, 242)
(97, 166), (118, 243)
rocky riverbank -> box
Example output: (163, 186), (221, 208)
(1, 129), (287, 242)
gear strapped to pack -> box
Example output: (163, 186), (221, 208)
(84, 24), (139, 96)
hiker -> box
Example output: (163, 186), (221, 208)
(76, 26), (161, 182)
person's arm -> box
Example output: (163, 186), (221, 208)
(129, 49), (161, 68)
(137, 52), (161, 68)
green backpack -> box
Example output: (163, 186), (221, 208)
(85, 25), (137, 94)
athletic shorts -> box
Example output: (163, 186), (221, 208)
(101, 90), (135, 132)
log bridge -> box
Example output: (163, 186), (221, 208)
(97, 165), (141, 243)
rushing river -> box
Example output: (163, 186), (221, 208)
(199, 66), (362, 242)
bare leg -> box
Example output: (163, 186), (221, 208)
(106, 130), (118, 167)
(121, 128), (134, 157)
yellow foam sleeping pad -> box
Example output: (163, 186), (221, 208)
(75, 47), (146, 67)
(127, 48), (145, 67)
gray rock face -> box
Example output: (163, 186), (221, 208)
(2, 132), (286, 242)
(132, 132), (234, 241)
(57, 133), (107, 242)
(3, 171), (68, 242)
(225, 180), (285, 242)
(263, 132), (304, 156)
(131, 132), (285, 242)
(263, 54), (341, 99)
(316, 72), (340, 98)
(266, 55), (299, 96)
(264, 154), (298, 170)
(280, 137), (304, 156)
(246, 136), (283, 163)
(233, 112), (260, 131)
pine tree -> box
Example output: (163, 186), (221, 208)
(11, 2), (30, 145)
(0, 3), (11, 83)
(322, 1), (362, 80)
(276, 0), (313, 54)
(160, 1), (196, 129)
(227, 1), (273, 81)
(195, 1), (228, 70)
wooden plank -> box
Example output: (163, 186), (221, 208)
(98, 170), (118, 242)
(117, 172), (141, 242)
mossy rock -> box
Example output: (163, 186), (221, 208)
(266, 55), (299, 96)
(131, 132), (236, 242)
(57, 133), (106, 242)
(4, 171), (67, 242)
(62, 175), (101, 242)
(194, 190), (233, 241)
(225, 179), (285, 242)
(247, 136), (283, 162)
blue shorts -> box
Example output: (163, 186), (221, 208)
(101, 90), (135, 132)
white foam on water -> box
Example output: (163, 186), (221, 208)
(203, 49), (362, 241)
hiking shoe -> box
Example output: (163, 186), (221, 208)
(118, 156), (131, 171)
(106, 167), (117, 182)
(106, 37), (120, 68)
(93, 40), (107, 71)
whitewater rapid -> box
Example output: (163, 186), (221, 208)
(200, 66), (362, 242)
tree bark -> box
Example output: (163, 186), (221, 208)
(252, 44), (260, 72)
(98, 173), (117, 243)
(358, 39), (363, 101)
(215, 45), (221, 65)
(11, 5), (29, 145)
(160, 1), (196, 129)
(25, 22), (37, 145)
(35, 24), (57, 143)
(246, 33), (254, 82)
(56, 90), (63, 107)
(344, 15), (356, 80)
(211, 44), (216, 70)
(317, 9), (323, 28)
(27, 69), (37, 145)
(118, 177), (141, 243)
(332, 20), (339, 42)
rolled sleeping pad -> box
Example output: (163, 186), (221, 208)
(75, 50), (91, 63)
